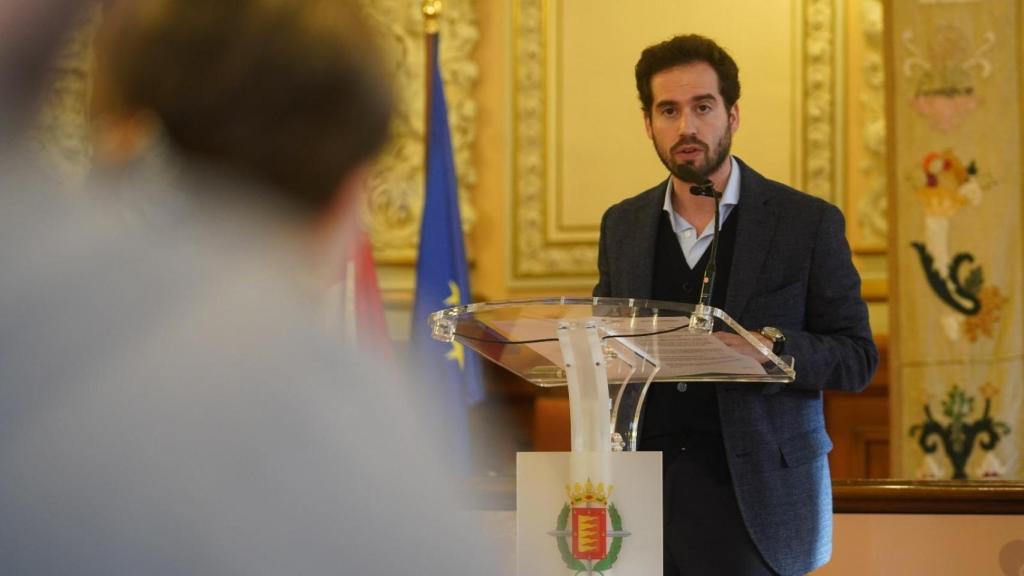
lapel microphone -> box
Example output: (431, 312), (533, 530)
(678, 165), (721, 199)
(676, 165), (722, 333)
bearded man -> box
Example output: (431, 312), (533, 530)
(594, 34), (878, 576)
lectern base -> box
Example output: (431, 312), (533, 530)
(516, 452), (662, 576)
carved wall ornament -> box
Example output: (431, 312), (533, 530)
(857, 0), (889, 247)
(359, 0), (479, 264)
(33, 7), (100, 185)
(510, 0), (598, 286)
(803, 0), (837, 203)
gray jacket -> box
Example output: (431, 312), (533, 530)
(594, 157), (878, 575)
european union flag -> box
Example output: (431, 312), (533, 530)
(411, 33), (485, 466)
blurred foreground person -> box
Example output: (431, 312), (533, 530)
(0, 1), (492, 574)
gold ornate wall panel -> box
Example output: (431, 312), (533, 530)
(853, 0), (889, 252)
(510, 0), (597, 286)
(844, 0), (891, 317)
(509, 0), (862, 289)
(358, 0), (479, 264)
(33, 8), (99, 185)
(804, 0), (840, 204)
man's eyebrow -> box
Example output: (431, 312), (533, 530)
(654, 93), (718, 110)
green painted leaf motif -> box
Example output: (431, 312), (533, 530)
(557, 503), (570, 529)
(964, 266), (983, 295)
(555, 503), (586, 571)
(592, 503), (624, 572)
(910, 243), (981, 316)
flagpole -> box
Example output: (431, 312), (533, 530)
(423, 0), (441, 167)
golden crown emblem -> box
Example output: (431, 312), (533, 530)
(565, 479), (612, 506)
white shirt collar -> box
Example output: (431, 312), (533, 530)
(661, 156), (741, 234)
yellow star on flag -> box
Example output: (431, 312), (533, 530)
(443, 280), (461, 307)
(443, 280), (465, 370)
(447, 340), (465, 370)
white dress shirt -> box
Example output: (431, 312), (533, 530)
(661, 156), (741, 269)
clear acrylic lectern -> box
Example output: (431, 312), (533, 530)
(430, 298), (795, 452)
(431, 298), (796, 575)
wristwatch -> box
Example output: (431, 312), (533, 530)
(760, 326), (786, 355)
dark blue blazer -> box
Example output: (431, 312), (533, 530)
(593, 158), (878, 575)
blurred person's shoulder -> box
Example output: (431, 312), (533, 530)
(0, 161), (496, 575)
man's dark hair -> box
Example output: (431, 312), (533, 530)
(635, 34), (740, 116)
(106, 0), (392, 217)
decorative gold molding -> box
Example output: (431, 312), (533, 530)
(510, 0), (601, 287)
(861, 277), (890, 302)
(857, 0), (889, 249)
(33, 8), (100, 185)
(359, 0), (478, 264)
(804, 0), (837, 201)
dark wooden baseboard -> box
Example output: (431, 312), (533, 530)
(832, 479), (1024, 514)
(470, 476), (1024, 514)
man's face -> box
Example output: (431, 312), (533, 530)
(644, 62), (739, 183)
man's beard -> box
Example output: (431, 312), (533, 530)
(656, 127), (732, 182)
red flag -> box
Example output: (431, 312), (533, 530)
(335, 227), (392, 357)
